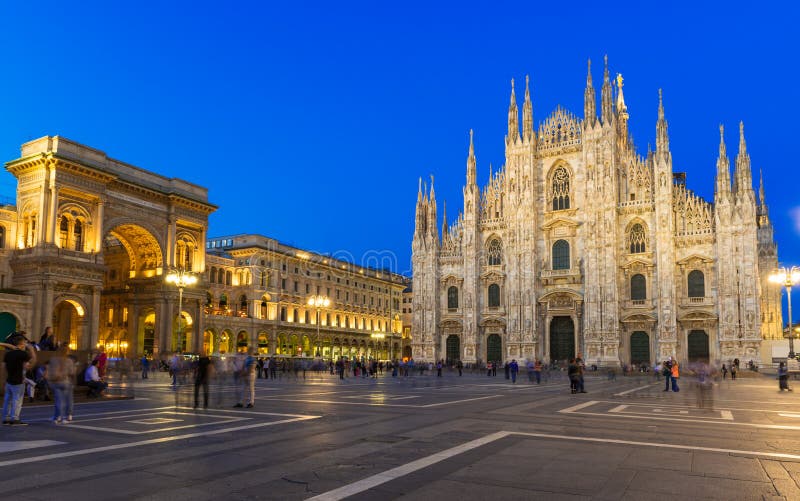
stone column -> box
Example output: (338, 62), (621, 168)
(89, 286), (101, 350)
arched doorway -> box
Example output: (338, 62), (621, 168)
(53, 300), (84, 349)
(446, 335), (460, 364)
(549, 316), (575, 362)
(203, 329), (215, 355)
(630, 331), (650, 365)
(486, 334), (502, 363)
(219, 330), (232, 354)
(687, 330), (709, 362)
(236, 331), (248, 353)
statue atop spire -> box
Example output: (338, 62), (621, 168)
(466, 129), (477, 186)
(522, 75), (533, 141)
(715, 124), (731, 203)
(601, 54), (613, 124)
(615, 73), (626, 111)
(656, 89), (669, 153)
(584, 58), (596, 123)
(507, 78), (520, 143)
(734, 121), (752, 195)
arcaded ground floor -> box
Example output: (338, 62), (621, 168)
(2, 368), (800, 499)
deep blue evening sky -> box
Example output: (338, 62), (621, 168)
(0, 1), (798, 278)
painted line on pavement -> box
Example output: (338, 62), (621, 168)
(306, 431), (512, 501)
(306, 429), (800, 500)
(614, 384), (654, 396)
(0, 413), (320, 467)
(0, 440), (66, 453)
(778, 413), (800, 418)
(558, 401), (598, 413)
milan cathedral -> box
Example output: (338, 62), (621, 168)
(411, 57), (782, 367)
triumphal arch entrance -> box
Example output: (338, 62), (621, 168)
(6, 136), (215, 356)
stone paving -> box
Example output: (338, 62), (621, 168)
(0, 369), (799, 500)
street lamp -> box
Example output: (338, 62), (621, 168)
(307, 295), (330, 357)
(371, 332), (385, 360)
(166, 268), (198, 353)
(769, 266), (800, 359)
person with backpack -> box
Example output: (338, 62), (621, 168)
(2, 332), (37, 425)
(662, 359), (673, 391)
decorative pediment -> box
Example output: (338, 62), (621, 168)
(541, 216), (579, 231)
(479, 316), (506, 327)
(479, 270), (505, 284)
(620, 312), (657, 323)
(620, 257), (654, 274)
(678, 310), (718, 322)
(676, 253), (714, 267)
(439, 275), (463, 286)
(439, 318), (463, 329)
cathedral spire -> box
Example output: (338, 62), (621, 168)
(715, 125), (731, 203)
(522, 75), (533, 142)
(507, 78), (520, 143)
(441, 200), (448, 237)
(584, 58), (596, 124)
(759, 168), (766, 207)
(427, 174), (438, 242)
(601, 55), (613, 125)
(656, 89), (669, 153)
(466, 129), (477, 186)
(734, 121), (753, 195)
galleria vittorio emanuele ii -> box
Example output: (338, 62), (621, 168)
(411, 57), (784, 367)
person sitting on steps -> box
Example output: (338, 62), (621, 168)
(85, 360), (108, 397)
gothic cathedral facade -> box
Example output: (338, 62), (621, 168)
(411, 57), (782, 367)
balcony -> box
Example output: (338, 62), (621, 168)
(624, 299), (653, 309)
(540, 266), (581, 285)
(682, 296), (713, 307)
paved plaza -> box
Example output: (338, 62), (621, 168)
(2, 370), (800, 500)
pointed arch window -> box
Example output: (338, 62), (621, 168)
(688, 270), (705, 298)
(631, 274), (646, 301)
(628, 223), (647, 253)
(551, 167), (570, 210)
(552, 240), (570, 270)
(487, 284), (500, 308)
(447, 286), (459, 309)
(487, 238), (502, 266)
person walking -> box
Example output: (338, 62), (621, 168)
(662, 359), (673, 391)
(48, 344), (75, 424)
(778, 362), (792, 391)
(457, 360), (463, 376)
(194, 351), (212, 409)
(436, 360), (442, 377)
(234, 352), (257, 408)
(670, 357), (680, 392)
(533, 359), (542, 384)
(2, 333), (36, 425)
(141, 355), (150, 379)
(721, 363), (728, 380)
(576, 354), (587, 393)
(730, 362), (737, 380)
(567, 358), (580, 394)
(504, 361), (510, 380)
(509, 359), (519, 383)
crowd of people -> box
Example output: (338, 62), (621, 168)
(2, 326), (797, 425)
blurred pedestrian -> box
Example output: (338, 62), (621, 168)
(509, 359), (519, 383)
(778, 362), (792, 392)
(49, 344), (75, 424)
(194, 351), (212, 409)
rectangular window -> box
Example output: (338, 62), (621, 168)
(294, 281), (299, 292)
(281, 278), (286, 290)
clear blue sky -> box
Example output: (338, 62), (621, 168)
(1, 1), (798, 286)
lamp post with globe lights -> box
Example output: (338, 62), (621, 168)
(307, 295), (330, 357)
(769, 266), (800, 359)
(166, 268), (198, 353)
